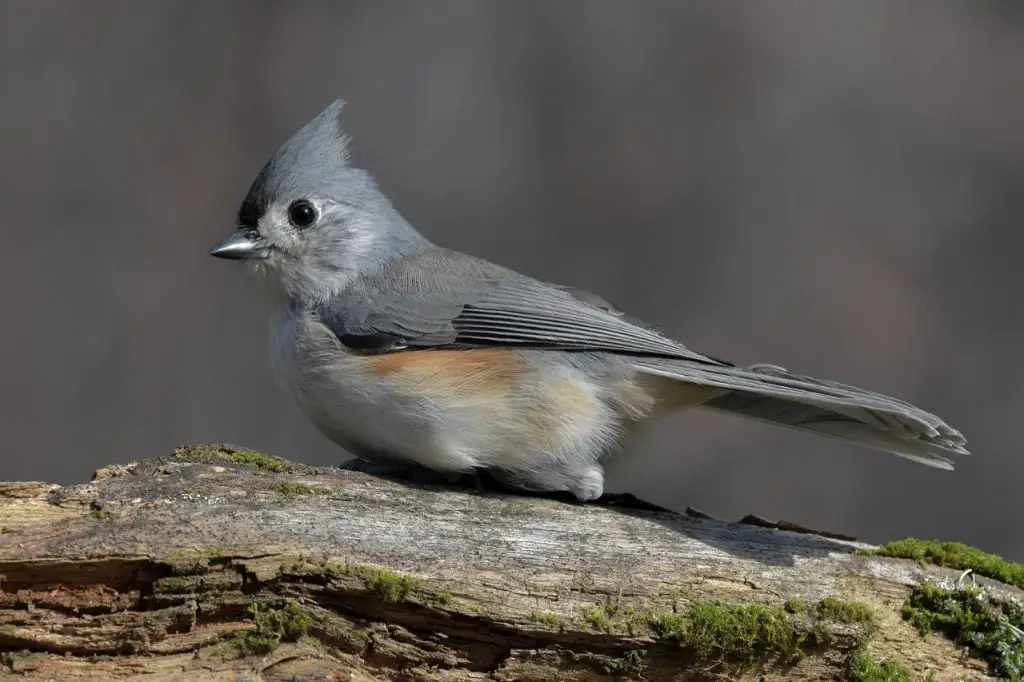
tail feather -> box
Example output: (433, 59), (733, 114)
(630, 358), (968, 469)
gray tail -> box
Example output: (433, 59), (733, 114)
(631, 358), (968, 469)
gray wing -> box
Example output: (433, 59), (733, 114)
(319, 248), (726, 365)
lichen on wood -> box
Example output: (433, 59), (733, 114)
(0, 444), (1018, 680)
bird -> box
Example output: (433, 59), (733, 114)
(208, 98), (968, 502)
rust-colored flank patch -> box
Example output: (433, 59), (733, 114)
(367, 349), (523, 388)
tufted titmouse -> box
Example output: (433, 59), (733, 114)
(209, 99), (968, 501)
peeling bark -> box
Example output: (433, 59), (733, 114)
(0, 445), (1012, 681)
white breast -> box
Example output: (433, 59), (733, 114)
(266, 307), (457, 466)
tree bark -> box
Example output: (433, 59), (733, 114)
(0, 444), (1008, 681)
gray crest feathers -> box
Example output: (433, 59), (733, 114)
(247, 98), (356, 204)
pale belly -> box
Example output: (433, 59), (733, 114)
(268, 310), (443, 467)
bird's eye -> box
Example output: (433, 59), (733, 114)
(287, 200), (317, 228)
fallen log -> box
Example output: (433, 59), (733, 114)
(0, 444), (1015, 681)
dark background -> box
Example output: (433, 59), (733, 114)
(3, 2), (1022, 559)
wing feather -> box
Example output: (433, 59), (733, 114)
(322, 249), (724, 364)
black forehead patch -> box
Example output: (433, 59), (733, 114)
(237, 196), (265, 229)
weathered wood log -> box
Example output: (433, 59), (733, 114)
(0, 444), (1014, 681)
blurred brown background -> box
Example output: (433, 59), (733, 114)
(2, 1), (1022, 559)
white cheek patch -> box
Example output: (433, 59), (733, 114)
(260, 208), (301, 252)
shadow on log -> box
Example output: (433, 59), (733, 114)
(0, 444), (1015, 681)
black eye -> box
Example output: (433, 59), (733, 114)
(287, 200), (317, 228)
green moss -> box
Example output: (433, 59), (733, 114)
(688, 601), (802, 664)
(865, 538), (1024, 591)
(231, 599), (310, 656)
(646, 596), (877, 667)
(320, 559), (345, 579)
(811, 596), (878, 646)
(578, 600), (630, 633)
(815, 596), (876, 629)
(345, 564), (422, 603)
(319, 559), (449, 607)
(90, 509), (106, 520)
(901, 582), (1024, 680)
(229, 450), (287, 471)
(648, 611), (687, 639)
(846, 650), (912, 682)
(273, 481), (326, 496)
(784, 597), (807, 613)
(581, 604), (615, 632)
(529, 611), (567, 628)
(173, 444), (288, 472)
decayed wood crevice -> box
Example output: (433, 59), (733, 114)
(0, 444), (1014, 681)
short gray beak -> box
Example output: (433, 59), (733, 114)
(208, 231), (265, 260)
